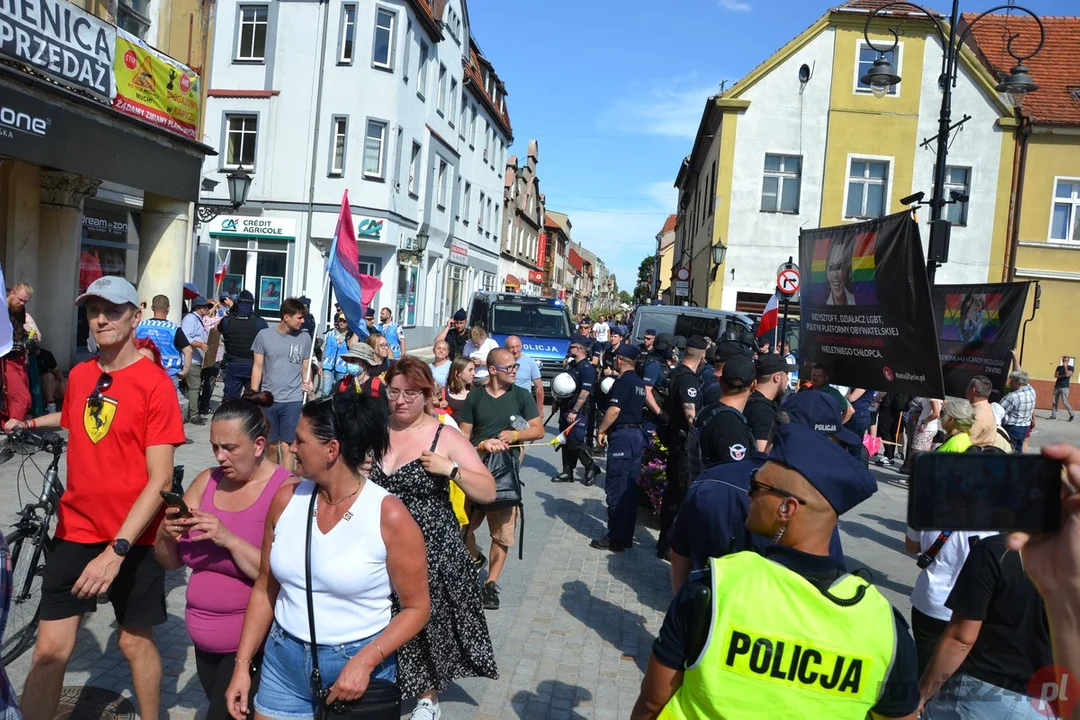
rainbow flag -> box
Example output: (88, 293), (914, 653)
(810, 231), (879, 305)
(941, 292), (1001, 343)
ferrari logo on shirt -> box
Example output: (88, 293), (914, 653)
(83, 396), (118, 444)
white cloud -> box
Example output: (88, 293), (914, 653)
(598, 80), (721, 140)
(719, 0), (751, 10)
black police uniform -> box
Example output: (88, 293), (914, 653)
(657, 362), (702, 556)
(558, 357), (598, 482)
(220, 305), (268, 400)
(602, 368), (647, 547)
(444, 326), (469, 360)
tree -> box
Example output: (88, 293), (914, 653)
(619, 290), (633, 305)
(634, 256), (655, 303)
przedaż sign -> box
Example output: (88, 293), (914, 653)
(0, 0), (116, 100)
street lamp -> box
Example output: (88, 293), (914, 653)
(860, 1), (1044, 284)
(195, 166), (253, 225)
(711, 238), (727, 279)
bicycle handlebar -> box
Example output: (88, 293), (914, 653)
(7, 429), (66, 454)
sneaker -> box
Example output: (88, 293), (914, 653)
(472, 550), (486, 570)
(481, 581), (500, 610)
(411, 699), (442, 720)
(875, 456), (892, 466)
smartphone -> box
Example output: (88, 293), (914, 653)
(908, 453), (1062, 532)
(160, 491), (193, 518)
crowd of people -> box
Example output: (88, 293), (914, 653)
(0, 277), (1078, 720)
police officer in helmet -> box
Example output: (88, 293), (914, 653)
(219, 289), (269, 400)
(552, 334), (600, 485)
(591, 343), (647, 551)
(632, 424), (919, 720)
(641, 332), (674, 431)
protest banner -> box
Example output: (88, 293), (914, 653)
(112, 28), (200, 139)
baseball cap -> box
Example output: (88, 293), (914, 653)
(766, 423), (877, 515)
(340, 339), (376, 365)
(714, 341), (746, 364)
(192, 295), (212, 308)
(644, 328), (657, 337)
(453, 308), (468, 321)
(75, 276), (139, 307)
(616, 344), (640, 360)
(238, 289), (255, 303)
(757, 354), (798, 377)
(781, 392), (863, 446)
(686, 335), (708, 351)
(721, 355), (756, 386)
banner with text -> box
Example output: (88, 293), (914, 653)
(799, 211), (944, 397)
(0, 0), (115, 100)
(932, 282), (1030, 399)
(112, 29), (200, 139)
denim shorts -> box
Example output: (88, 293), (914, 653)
(266, 401), (303, 444)
(254, 622), (397, 719)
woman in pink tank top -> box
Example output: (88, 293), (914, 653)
(154, 393), (295, 720)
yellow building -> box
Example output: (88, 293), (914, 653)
(655, 214), (676, 302)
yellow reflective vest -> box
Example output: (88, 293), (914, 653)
(660, 552), (897, 720)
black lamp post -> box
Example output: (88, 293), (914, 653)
(860, 1), (1044, 285)
(195, 166), (254, 225)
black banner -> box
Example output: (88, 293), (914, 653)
(932, 282), (1030, 399)
(799, 211), (944, 397)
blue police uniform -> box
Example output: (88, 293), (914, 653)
(598, 354), (647, 548)
(556, 338), (599, 482)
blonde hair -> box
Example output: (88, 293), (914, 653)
(11, 282), (33, 297)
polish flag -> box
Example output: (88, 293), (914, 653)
(214, 250), (231, 288)
(757, 293), (779, 339)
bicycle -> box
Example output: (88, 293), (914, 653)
(0, 429), (185, 666)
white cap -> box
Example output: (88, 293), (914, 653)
(74, 276), (139, 307)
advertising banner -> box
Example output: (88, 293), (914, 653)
(0, 0), (115, 100)
(932, 282), (1030, 399)
(112, 28), (200, 139)
(799, 211), (944, 397)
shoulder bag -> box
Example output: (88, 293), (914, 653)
(304, 488), (401, 720)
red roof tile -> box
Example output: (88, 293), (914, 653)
(568, 249), (584, 273)
(964, 14), (1080, 126)
(544, 216), (561, 230)
(660, 214), (677, 235)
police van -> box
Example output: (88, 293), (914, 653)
(629, 306), (755, 346)
(467, 292), (572, 394)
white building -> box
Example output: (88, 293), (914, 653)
(197, 0), (512, 346)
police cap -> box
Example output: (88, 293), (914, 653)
(238, 289), (255, 303)
(767, 423), (877, 515)
(570, 334), (592, 348)
(616, 344), (640, 360)
(781, 391), (862, 446)
(453, 308), (468, 321)
(644, 328), (657, 337)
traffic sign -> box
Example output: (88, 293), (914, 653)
(675, 266), (690, 282)
(777, 265), (800, 295)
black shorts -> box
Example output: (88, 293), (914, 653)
(40, 539), (167, 627)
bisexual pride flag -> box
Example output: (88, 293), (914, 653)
(328, 190), (382, 339)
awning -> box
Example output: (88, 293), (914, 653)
(505, 274), (520, 287)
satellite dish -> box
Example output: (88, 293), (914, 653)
(799, 64), (812, 84)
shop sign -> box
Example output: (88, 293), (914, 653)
(357, 218), (384, 240)
(449, 241), (468, 265)
(112, 28), (200, 140)
(0, 0), (116, 100)
(529, 270), (544, 284)
(209, 216), (296, 241)
(82, 211), (127, 237)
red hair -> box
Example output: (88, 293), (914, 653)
(384, 356), (436, 401)
(133, 337), (164, 368)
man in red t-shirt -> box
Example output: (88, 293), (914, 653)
(20, 276), (185, 720)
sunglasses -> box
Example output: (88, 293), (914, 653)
(493, 363), (519, 374)
(87, 371), (114, 421)
(748, 469), (807, 505)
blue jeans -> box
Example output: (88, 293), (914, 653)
(320, 370), (345, 397)
(1004, 424), (1028, 453)
(924, 673), (1050, 720)
(254, 622), (397, 719)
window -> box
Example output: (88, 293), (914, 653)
(363, 120), (387, 178)
(709, 161), (717, 215)
(236, 5), (268, 61)
(845, 158), (889, 219)
(856, 43), (899, 96)
(478, 191), (486, 229)
(417, 42), (428, 99)
(437, 160), (448, 209)
(487, 198), (493, 234)
(493, 205), (500, 239)
(225, 114), (258, 168)
(402, 21), (411, 81)
(761, 154), (802, 213)
(329, 116), (347, 175)
(393, 128), (403, 191)
(437, 64), (447, 114)
(371, 8), (395, 69)
(463, 182), (471, 223)
(943, 166), (970, 225)
(449, 79), (458, 127)
(338, 4), (356, 63)
(408, 142), (421, 195)
(117, 0), (150, 39)
(458, 90), (466, 136)
(1051, 179), (1080, 242)
(470, 105), (477, 147)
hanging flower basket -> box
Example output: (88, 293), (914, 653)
(637, 432), (668, 515)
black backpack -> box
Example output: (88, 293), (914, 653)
(687, 403), (747, 480)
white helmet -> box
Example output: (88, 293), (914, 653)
(599, 377), (615, 395)
(551, 372), (578, 399)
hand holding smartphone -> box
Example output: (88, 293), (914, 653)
(160, 490), (193, 519)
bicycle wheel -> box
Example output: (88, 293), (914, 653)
(2, 526), (49, 665)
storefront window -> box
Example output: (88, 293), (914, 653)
(78, 202), (139, 351)
(482, 272), (496, 292)
(216, 238), (290, 321)
(396, 262), (419, 327)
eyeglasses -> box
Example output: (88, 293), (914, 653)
(748, 469), (807, 505)
(87, 371), (114, 424)
(386, 388), (424, 401)
(493, 363), (519, 374)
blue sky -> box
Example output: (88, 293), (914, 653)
(467, 0), (1074, 293)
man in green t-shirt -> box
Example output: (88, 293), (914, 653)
(458, 347), (544, 610)
(810, 364), (854, 424)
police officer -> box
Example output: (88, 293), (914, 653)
(553, 334), (600, 485)
(219, 289), (268, 400)
(590, 324), (626, 452)
(633, 424), (919, 720)
(640, 328), (657, 355)
(435, 308), (470, 360)
(745, 353), (798, 452)
(700, 340), (746, 406)
(642, 333), (674, 430)
(687, 355), (756, 480)
(591, 343), (647, 552)
(656, 335), (707, 559)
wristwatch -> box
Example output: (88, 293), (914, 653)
(449, 462), (460, 481)
(112, 538), (131, 556)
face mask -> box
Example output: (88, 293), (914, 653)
(346, 362), (362, 375)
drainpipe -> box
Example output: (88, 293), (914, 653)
(1003, 114), (1032, 282)
(302, 0), (331, 294)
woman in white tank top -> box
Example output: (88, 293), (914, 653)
(224, 393), (430, 720)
